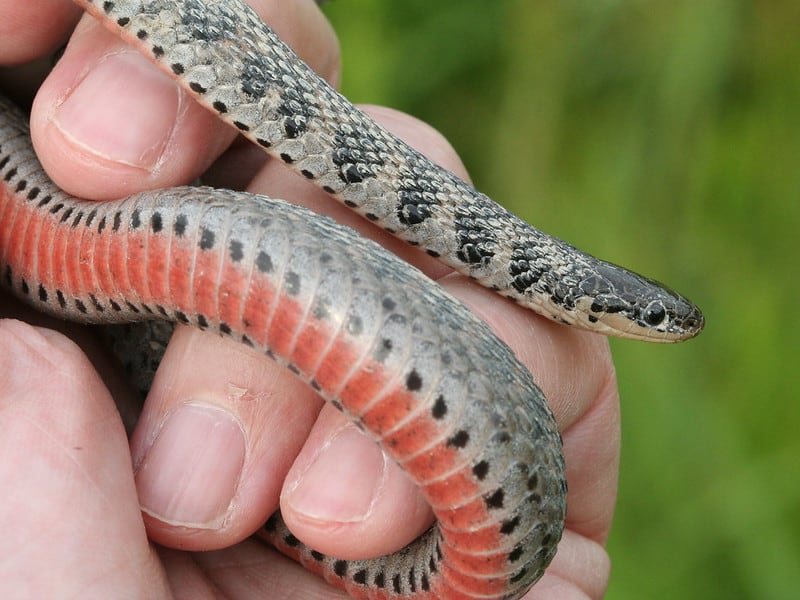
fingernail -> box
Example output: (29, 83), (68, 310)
(135, 403), (246, 529)
(54, 51), (179, 169)
(284, 425), (387, 523)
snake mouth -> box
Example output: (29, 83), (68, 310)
(572, 296), (704, 342)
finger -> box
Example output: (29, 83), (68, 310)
(163, 540), (349, 599)
(0, 320), (169, 598)
(29, 0), (339, 200)
(278, 405), (434, 558)
(524, 530), (611, 600)
(0, 0), (79, 66)
(130, 324), (322, 550)
(0, 294), (147, 434)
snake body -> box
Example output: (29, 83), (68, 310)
(0, 1), (704, 598)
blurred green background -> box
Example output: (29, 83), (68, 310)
(323, 1), (798, 598)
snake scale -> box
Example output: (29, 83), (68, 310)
(0, 1), (704, 598)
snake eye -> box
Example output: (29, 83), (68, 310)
(643, 301), (667, 326)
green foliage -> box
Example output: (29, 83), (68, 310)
(323, 1), (800, 597)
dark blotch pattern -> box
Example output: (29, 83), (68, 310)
(509, 241), (546, 294)
(331, 124), (386, 185)
(199, 227), (215, 250)
(256, 251), (273, 273)
(447, 430), (470, 448)
(405, 369), (423, 392)
(174, 214), (188, 237)
(500, 516), (520, 535)
(431, 395), (447, 419)
(396, 153), (440, 226)
(472, 460), (489, 480)
(333, 560), (347, 577)
(485, 488), (505, 509)
(454, 200), (498, 265)
(229, 239), (244, 262)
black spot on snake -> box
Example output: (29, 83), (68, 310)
(333, 560), (347, 577)
(374, 572), (385, 588)
(405, 369), (423, 391)
(90, 294), (104, 312)
(429, 555), (438, 573)
(59, 207), (74, 223)
(199, 227), (215, 250)
(431, 395), (447, 419)
(500, 516), (520, 535)
(485, 488), (505, 509)
(229, 239), (244, 262)
(173, 214), (188, 237)
(472, 460), (489, 480)
(508, 544), (524, 563)
(256, 251), (273, 273)
(447, 430), (470, 448)
(151, 212), (163, 233)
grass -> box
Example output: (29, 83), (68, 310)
(322, 1), (800, 597)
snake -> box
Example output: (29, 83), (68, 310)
(0, 1), (704, 598)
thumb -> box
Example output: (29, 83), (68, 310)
(0, 320), (170, 598)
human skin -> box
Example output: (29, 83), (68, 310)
(0, 1), (619, 597)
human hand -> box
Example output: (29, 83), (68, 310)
(0, 1), (619, 597)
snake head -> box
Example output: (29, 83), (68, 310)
(571, 261), (705, 342)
